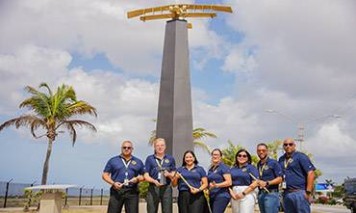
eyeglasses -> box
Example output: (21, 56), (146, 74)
(238, 154), (247, 158)
(122, 146), (132, 150)
(283, 143), (294, 147)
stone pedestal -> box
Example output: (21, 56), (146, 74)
(39, 192), (62, 213)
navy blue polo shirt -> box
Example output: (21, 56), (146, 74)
(103, 155), (144, 187)
(177, 165), (206, 191)
(257, 157), (283, 190)
(144, 154), (176, 185)
(278, 151), (315, 190)
(230, 164), (259, 186)
(207, 162), (231, 199)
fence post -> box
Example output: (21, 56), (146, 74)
(90, 187), (94, 205)
(100, 188), (103, 205)
(64, 188), (68, 207)
(3, 179), (13, 208)
(79, 186), (84, 206)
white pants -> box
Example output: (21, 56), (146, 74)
(231, 185), (257, 213)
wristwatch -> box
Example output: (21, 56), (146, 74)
(306, 190), (312, 195)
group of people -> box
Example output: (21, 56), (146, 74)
(102, 137), (315, 213)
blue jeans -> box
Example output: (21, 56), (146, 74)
(283, 190), (310, 213)
(258, 191), (280, 213)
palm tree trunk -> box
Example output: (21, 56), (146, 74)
(41, 138), (53, 185)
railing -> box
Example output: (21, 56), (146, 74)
(0, 181), (110, 208)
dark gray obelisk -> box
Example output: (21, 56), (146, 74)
(156, 19), (194, 167)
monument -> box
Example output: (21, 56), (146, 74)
(128, 4), (233, 165)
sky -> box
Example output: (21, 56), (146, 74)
(1, 0), (356, 189)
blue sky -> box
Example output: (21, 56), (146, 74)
(1, 0), (356, 189)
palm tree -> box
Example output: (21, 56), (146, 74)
(220, 140), (259, 166)
(149, 127), (217, 154)
(266, 140), (283, 160)
(0, 83), (97, 185)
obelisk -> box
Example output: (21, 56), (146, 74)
(156, 19), (194, 166)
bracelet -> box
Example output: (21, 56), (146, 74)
(242, 191), (246, 196)
(306, 190), (312, 195)
(266, 181), (270, 187)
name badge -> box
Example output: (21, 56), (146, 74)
(282, 181), (287, 189)
(158, 172), (162, 180)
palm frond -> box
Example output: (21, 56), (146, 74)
(193, 141), (211, 154)
(0, 115), (44, 132)
(59, 120), (97, 146)
(193, 128), (217, 140)
(39, 82), (53, 97)
(66, 101), (97, 117)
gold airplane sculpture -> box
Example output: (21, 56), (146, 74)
(127, 4), (233, 28)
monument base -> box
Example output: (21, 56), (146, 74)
(39, 192), (62, 213)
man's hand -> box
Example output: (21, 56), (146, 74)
(164, 171), (176, 180)
(129, 177), (138, 184)
(112, 182), (123, 190)
(258, 180), (268, 188)
(305, 191), (312, 203)
(153, 180), (164, 187)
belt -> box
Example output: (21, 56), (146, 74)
(259, 189), (279, 194)
(284, 189), (303, 193)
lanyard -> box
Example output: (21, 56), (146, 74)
(121, 158), (132, 177)
(210, 164), (219, 173)
(258, 158), (269, 177)
(259, 163), (267, 177)
(155, 157), (165, 169)
(284, 158), (292, 170)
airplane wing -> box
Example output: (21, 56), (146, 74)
(128, 5), (171, 19)
(140, 13), (175, 21)
(184, 4), (233, 13)
(183, 12), (217, 19)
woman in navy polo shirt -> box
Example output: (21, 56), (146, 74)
(172, 150), (208, 213)
(207, 148), (232, 213)
(229, 149), (259, 213)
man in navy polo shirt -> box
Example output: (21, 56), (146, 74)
(102, 140), (144, 213)
(256, 143), (283, 213)
(278, 138), (315, 213)
(144, 138), (176, 213)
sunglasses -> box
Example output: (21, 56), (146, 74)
(122, 146), (132, 150)
(283, 143), (294, 147)
(238, 154), (247, 158)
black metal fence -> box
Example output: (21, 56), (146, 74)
(0, 180), (110, 208)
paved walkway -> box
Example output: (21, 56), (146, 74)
(1, 203), (346, 212)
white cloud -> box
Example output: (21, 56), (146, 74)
(226, 0), (356, 98)
(0, 0), (227, 75)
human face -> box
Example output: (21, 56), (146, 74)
(283, 138), (296, 154)
(211, 150), (222, 164)
(184, 152), (195, 167)
(154, 140), (166, 155)
(237, 151), (248, 165)
(257, 145), (268, 160)
(121, 142), (133, 156)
